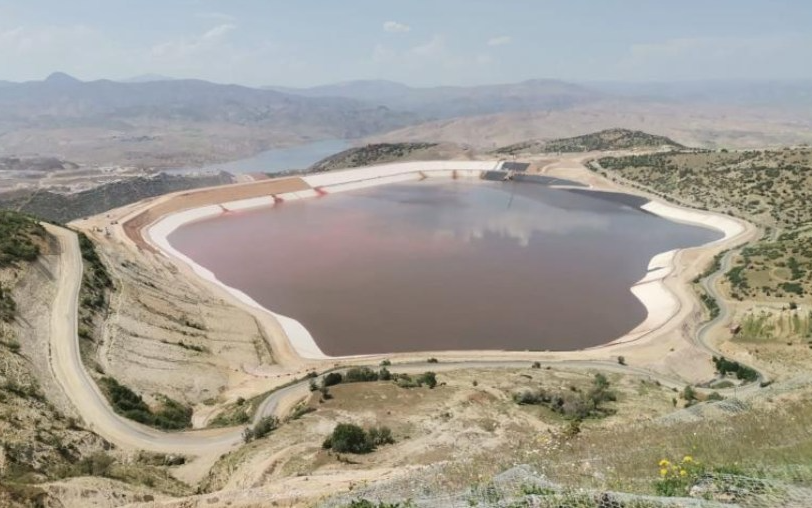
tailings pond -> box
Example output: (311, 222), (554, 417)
(168, 180), (722, 355)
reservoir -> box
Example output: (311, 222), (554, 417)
(166, 139), (351, 175)
(167, 180), (721, 355)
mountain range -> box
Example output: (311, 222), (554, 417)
(1, 73), (811, 168)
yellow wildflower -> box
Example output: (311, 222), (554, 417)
(660, 468), (668, 477)
(683, 455), (693, 463)
(680, 469), (688, 477)
(659, 459), (670, 467)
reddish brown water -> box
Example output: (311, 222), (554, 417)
(168, 180), (721, 355)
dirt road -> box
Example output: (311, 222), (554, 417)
(45, 223), (243, 456)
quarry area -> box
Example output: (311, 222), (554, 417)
(4, 126), (812, 508)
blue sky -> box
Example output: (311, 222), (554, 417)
(1, 0), (810, 86)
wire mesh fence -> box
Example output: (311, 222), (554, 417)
(318, 464), (812, 508)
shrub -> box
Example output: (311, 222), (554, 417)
(243, 416), (279, 442)
(416, 372), (437, 389)
(426, 358), (439, 364)
(712, 356), (758, 382)
(322, 372), (344, 387)
(98, 377), (191, 430)
(345, 367), (379, 383)
(368, 426), (395, 446)
(323, 423), (374, 454)
(77, 452), (116, 477)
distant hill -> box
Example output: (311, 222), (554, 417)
(0, 73), (411, 136)
(492, 129), (686, 155)
(0, 73), (417, 167)
(0, 156), (79, 172)
(269, 79), (604, 120)
(120, 73), (176, 83)
(0, 172), (234, 223)
(309, 142), (474, 172)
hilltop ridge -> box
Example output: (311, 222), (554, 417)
(494, 128), (686, 155)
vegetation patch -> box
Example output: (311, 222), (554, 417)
(712, 356), (758, 382)
(309, 143), (438, 172)
(322, 423), (395, 454)
(595, 148), (812, 304)
(0, 283), (17, 323)
(242, 416), (279, 443)
(494, 128), (684, 155)
(0, 211), (44, 268)
(513, 373), (616, 420)
(99, 377), (192, 430)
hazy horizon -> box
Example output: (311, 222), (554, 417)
(1, 0), (810, 87)
(7, 71), (812, 91)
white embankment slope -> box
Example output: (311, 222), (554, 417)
(146, 161), (502, 359)
(609, 200), (745, 346)
(146, 160), (745, 358)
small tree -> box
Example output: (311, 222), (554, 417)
(323, 423), (373, 454)
(322, 372), (343, 387)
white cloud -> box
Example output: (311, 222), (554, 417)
(383, 21), (411, 33)
(487, 35), (512, 47)
(151, 23), (235, 59)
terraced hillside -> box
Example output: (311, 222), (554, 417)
(0, 212), (184, 506)
(493, 128), (685, 155)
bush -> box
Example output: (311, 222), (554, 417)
(322, 372), (344, 387)
(416, 372), (437, 389)
(77, 452), (116, 477)
(712, 356), (758, 382)
(243, 416), (280, 442)
(99, 377), (191, 430)
(323, 423), (374, 454)
(0, 211), (43, 268)
(513, 374), (616, 420)
(368, 426), (395, 446)
(345, 367), (379, 383)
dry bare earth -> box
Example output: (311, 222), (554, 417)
(84, 230), (278, 411)
(367, 101), (812, 150)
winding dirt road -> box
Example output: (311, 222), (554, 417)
(45, 223), (243, 455)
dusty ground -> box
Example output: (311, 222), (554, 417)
(122, 367), (678, 507)
(36, 154), (770, 507)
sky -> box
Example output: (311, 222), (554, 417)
(1, 0), (810, 87)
